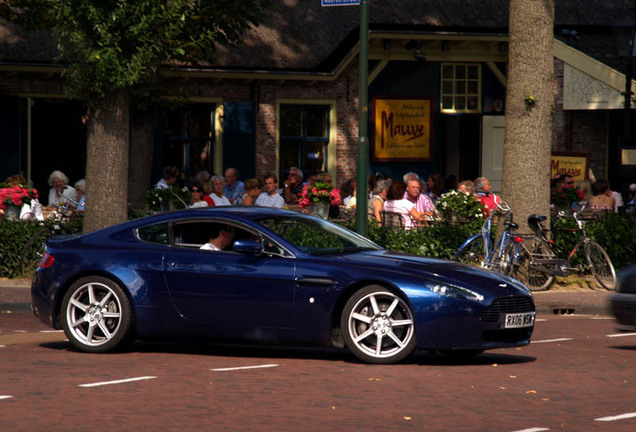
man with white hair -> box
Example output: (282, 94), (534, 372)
(282, 166), (304, 204)
(474, 176), (501, 216)
(47, 170), (78, 209)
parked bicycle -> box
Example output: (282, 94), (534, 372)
(454, 201), (522, 277)
(19, 198), (83, 276)
(509, 204), (616, 291)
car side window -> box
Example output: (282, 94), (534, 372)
(137, 223), (170, 245)
(172, 220), (262, 252)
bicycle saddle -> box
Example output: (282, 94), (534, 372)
(528, 214), (547, 234)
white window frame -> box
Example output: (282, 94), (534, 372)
(440, 63), (482, 114)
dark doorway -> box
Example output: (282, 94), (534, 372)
(30, 99), (86, 203)
(438, 114), (481, 183)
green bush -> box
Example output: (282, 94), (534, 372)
(0, 219), (83, 278)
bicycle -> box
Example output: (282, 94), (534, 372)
(19, 198), (83, 276)
(510, 204), (616, 291)
(454, 201), (522, 277)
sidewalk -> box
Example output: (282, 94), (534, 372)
(1, 277), (612, 315)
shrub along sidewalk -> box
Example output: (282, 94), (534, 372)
(1, 212), (634, 279)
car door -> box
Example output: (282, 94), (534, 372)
(162, 220), (296, 332)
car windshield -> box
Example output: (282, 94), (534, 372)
(256, 216), (382, 255)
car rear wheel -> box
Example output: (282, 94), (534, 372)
(341, 286), (416, 364)
(61, 277), (134, 353)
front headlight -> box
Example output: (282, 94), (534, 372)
(426, 282), (484, 302)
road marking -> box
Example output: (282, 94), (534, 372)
(0, 396), (13, 401)
(535, 318), (547, 322)
(607, 332), (636, 338)
(595, 412), (636, 422)
(531, 338), (573, 344)
(78, 376), (157, 388)
(13, 330), (27, 333)
(39, 330), (64, 333)
(211, 364), (279, 372)
(509, 427), (550, 432)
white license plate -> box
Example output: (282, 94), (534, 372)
(504, 312), (535, 328)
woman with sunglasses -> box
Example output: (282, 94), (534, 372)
(189, 183), (209, 208)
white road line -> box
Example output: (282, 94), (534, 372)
(531, 338), (573, 344)
(0, 396), (13, 401)
(509, 427), (550, 432)
(0, 345), (6, 348)
(78, 376), (157, 388)
(607, 332), (636, 338)
(595, 412), (636, 422)
(535, 319), (547, 322)
(39, 330), (64, 333)
(13, 330), (27, 333)
(211, 364), (279, 372)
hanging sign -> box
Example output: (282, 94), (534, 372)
(550, 152), (590, 181)
(372, 97), (434, 162)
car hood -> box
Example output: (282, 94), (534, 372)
(337, 250), (530, 297)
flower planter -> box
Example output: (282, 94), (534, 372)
(4, 204), (20, 221)
(312, 202), (330, 220)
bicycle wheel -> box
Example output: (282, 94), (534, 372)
(585, 241), (616, 290)
(455, 236), (485, 266)
(20, 228), (51, 277)
(511, 238), (555, 291)
(494, 239), (519, 277)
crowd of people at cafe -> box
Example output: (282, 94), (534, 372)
(3, 165), (635, 225)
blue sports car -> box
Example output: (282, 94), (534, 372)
(31, 207), (535, 364)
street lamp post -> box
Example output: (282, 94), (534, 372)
(355, 0), (369, 236)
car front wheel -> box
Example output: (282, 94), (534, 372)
(61, 277), (134, 353)
(341, 286), (416, 364)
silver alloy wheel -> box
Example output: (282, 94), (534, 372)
(345, 290), (415, 361)
(65, 281), (123, 347)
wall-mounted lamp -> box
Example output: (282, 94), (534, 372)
(383, 39), (391, 51)
(441, 40), (450, 52)
(413, 51), (427, 61)
(405, 40), (426, 61)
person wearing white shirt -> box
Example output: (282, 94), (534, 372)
(200, 225), (234, 251)
(255, 173), (285, 208)
(47, 170), (79, 209)
(209, 174), (232, 206)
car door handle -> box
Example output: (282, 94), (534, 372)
(295, 276), (337, 287)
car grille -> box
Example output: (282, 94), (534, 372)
(480, 296), (535, 322)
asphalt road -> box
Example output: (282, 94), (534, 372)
(1, 307), (634, 431)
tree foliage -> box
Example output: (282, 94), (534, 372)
(2, 0), (271, 231)
(2, 0), (270, 106)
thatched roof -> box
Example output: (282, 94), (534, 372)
(1, 1), (635, 73)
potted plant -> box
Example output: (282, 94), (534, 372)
(437, 190), (485, 224)
(299, 181), (341, 219)
(0, 183), (39, 221)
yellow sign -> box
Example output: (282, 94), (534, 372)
(550, 153), (589, 181)
(372, 98), (433, 162)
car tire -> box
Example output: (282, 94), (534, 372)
(340, 286), (416, 364)
(61, 276), (134, 353)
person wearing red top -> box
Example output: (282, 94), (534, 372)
(474, 177), (501, 216)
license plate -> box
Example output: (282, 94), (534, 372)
(504, 312), (535, 328)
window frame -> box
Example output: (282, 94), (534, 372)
(440, 63), (482, 114)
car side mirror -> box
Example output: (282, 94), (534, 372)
(232, 239), (262, 254)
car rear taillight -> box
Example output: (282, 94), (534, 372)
(39, 253), (55, 269)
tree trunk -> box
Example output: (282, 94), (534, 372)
(128, 109), (156, 211)
(502, 0), (555, 231)
(83, 90), (130, 233)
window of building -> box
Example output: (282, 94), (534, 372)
(161, 103), (215, 183)
(279, 104), (330, 179)
(440, 64), (481, 113)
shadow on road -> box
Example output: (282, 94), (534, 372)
(39, 339), (535, 366)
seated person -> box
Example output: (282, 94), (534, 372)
(47, 170), (79, 209)
(200, 225), (234, 251)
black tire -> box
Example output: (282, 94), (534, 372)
(340, 286), (416, 364)
(61, 276), (134, 353)
(19, 228), (51, 277)
(585, 241), (616, 290)
(511, 239), (554, 291)
(455, 236), (485, 266)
